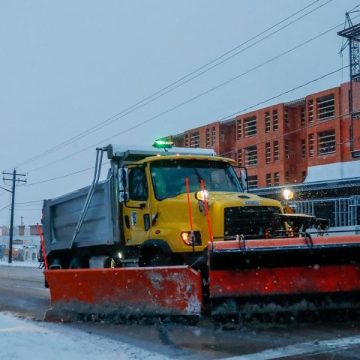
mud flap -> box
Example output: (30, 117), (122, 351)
(45, 266), (202, 322)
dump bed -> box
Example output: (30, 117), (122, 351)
(42, 178), (118, 255)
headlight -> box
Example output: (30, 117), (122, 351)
(195, 190), (209, 201)
(180, 231), (202, 246)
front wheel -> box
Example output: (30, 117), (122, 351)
(140, 250), (173, 267)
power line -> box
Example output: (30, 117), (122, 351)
(219, 65), (348, 121)
(26, 161), (110, 187)
(0, 204), (9, 212)
(25, 17), (350, 175)
(23, 66), (347, 188)
(16, 200), (43, 205)
(14, 103), (355, 211)
(14, 0), (332, 171)
(13, 208), (41, 211)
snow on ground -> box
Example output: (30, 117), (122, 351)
(0, 258), (40, 268)
(0, 312), (170, 360)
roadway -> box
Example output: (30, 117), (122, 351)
(1, 265), (360, 359)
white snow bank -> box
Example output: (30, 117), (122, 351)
(0, 312), (170, 360)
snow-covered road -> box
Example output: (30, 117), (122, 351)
(0, 312), (170, 360)
(2, 265), (360, 359)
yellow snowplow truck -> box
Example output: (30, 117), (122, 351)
(42, 144), (284, 270)
(41, 144), (360, 321)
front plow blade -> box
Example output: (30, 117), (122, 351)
(208, 236), (360, 317)
(45, 266), (202, 322)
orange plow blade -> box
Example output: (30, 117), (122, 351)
(208, 235), (360, 317)
(45, 266), (202, 321)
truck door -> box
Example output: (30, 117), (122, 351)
(123, 166), (151, 246)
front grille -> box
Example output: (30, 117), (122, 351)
(224, 206), (283, 239)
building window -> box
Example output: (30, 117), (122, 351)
(300, 106), (306, 127)
(273, 141), (279, 161)
(308, 133), (315, 157)
(236, 119), (242, 139)
(285, 140), (289, 159)
(318, 130), (336, 155)
(211, 127), (216, 145)
(248, 175), (258, 189)
(308, 99), (314, 123)
(266, 173), (272, 187)
(237, 149), (243, 167)
(265, 112), (271, 132)
(317, 94), (335, 121)
(273, 110), (278, 131)
(244, 116), (257, 137)
(245, 145), (257, 167)
(274, 172), (280, 186)
(220, 129), (225, 143)
(206, 128), (210, 147)
(184, 134), (189, 147)
(265, 142), (271, 164)
(190, 132), (200, 148)
(301, 139), (306, 158)
(284, 109), (289, 128)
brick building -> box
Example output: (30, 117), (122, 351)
(172, 82), (360, 190)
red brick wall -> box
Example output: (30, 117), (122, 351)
(170, 82), (359, 188)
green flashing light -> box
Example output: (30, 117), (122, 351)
(152, 138), (174, 149)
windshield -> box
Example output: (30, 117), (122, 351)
(151, 159), (243, 200)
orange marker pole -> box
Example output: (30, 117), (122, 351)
(200, 179), (213, 243)
(37, 223), (48, 270)
(185, 177), (194, 231)
(185, 177), (195, 252)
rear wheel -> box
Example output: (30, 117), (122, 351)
(48, 258), (62, 270)
(69, 257), (84, 269)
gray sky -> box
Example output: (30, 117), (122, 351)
(0, 0), (358, 224)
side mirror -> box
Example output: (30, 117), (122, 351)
(239, 167), (248, 193)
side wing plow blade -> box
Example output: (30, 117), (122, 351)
(208, 236), (360, 299)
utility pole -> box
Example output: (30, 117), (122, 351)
(1, 169), (26, 263)
(338, 12), (360, 158)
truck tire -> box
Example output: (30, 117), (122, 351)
(139, 240), (174, 267)
(146, 250), (173, 267)
(49, 258), (62, 270)
(69, 257), (83, 269)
